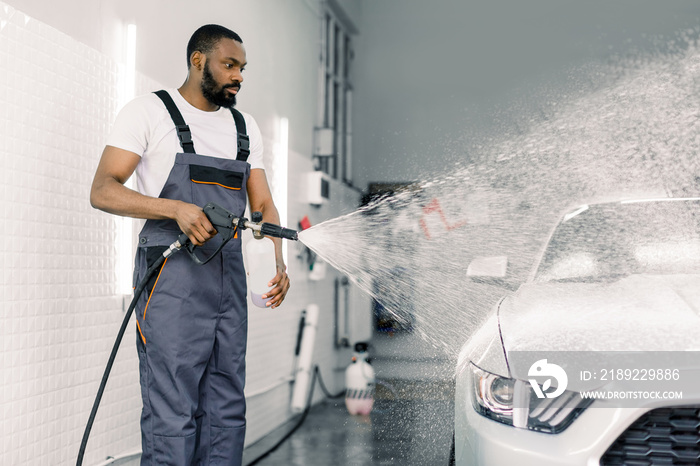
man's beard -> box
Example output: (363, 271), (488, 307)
(201, 63), (239, 108)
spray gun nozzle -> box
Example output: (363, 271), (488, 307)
(243, 210), (298, 240)
(260, 222), (299, 241)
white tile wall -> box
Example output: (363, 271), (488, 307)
(0, 3), (141, 465)
(0, 2), (371, 464)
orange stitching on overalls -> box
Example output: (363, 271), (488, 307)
(191, 179), (241, 190)
(143, 258), (169, 322)
(137, 320), (146, 345)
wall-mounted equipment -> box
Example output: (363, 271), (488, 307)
(313, 127), (336, 173)
(313, 127), (334, 156)
(291, 305), (319, 413)
(306, 171), (330, 206)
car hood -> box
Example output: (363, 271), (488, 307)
(500, 274), (700, 354)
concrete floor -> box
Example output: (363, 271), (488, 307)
(114, 332), (457, 466)
(242, 378), (455, 466)
(114, 366), (455, 466)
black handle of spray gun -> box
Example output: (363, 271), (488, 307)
(181, 203), (242, 265)
(202, 203), (239, 240)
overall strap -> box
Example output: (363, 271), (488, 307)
(153, 90), (196, 154)
(229, 108), (250, 162)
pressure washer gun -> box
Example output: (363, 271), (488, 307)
(77, 202), (298, 466)
(166, 202), (298, 265)
(204, 201), (299, 241)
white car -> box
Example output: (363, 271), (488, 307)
(452, 198), (700, 466)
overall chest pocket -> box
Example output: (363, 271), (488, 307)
(190, 164), (244, 190)
(189, 164), (247, 219)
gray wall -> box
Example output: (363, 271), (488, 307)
(353, 0), (700, 186)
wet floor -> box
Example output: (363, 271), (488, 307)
(242, 379), (455, 466)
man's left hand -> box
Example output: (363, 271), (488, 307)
(263, 261), (290, 308)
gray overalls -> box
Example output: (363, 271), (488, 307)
(133, 90), (250, 465)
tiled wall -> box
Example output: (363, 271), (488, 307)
(0, 4), (142, 465)
(1, 2), (370, 464)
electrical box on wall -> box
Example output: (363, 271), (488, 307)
(313, 127), (335, 156)
(307, 171), (330, 206)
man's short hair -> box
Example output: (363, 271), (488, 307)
(186, 24), (243, 68)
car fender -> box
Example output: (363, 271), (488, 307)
(456, 296), (509, 379)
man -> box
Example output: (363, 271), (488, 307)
(90, 24), (290, 465)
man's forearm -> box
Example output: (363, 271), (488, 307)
(260, 202), (284, 263)
(90, 175), (181, 220)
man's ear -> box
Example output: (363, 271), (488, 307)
(191, 51), (204, 71)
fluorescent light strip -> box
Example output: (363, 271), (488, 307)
(116, 23), (137, 296)
(278, 117), (289, 264)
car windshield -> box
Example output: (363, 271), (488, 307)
(534, 199), (700, 283)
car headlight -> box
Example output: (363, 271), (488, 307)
(470, 363), (591, 433)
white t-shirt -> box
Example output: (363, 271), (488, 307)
(106, 88), (265, 198)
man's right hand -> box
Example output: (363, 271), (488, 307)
(174, 201), (218, 246)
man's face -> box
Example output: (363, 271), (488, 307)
(200, 39), (246, 108)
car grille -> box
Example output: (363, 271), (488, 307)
(601, 406), (700, 465)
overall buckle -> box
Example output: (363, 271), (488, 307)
(176, 125), (193, 145)
(237, 133), (250, 160)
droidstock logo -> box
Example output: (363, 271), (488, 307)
(528, 359), (568, 399)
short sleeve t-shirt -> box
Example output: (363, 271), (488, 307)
(106, 88), (265, 198)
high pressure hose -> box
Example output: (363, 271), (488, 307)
(76, 234), (187, 466)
